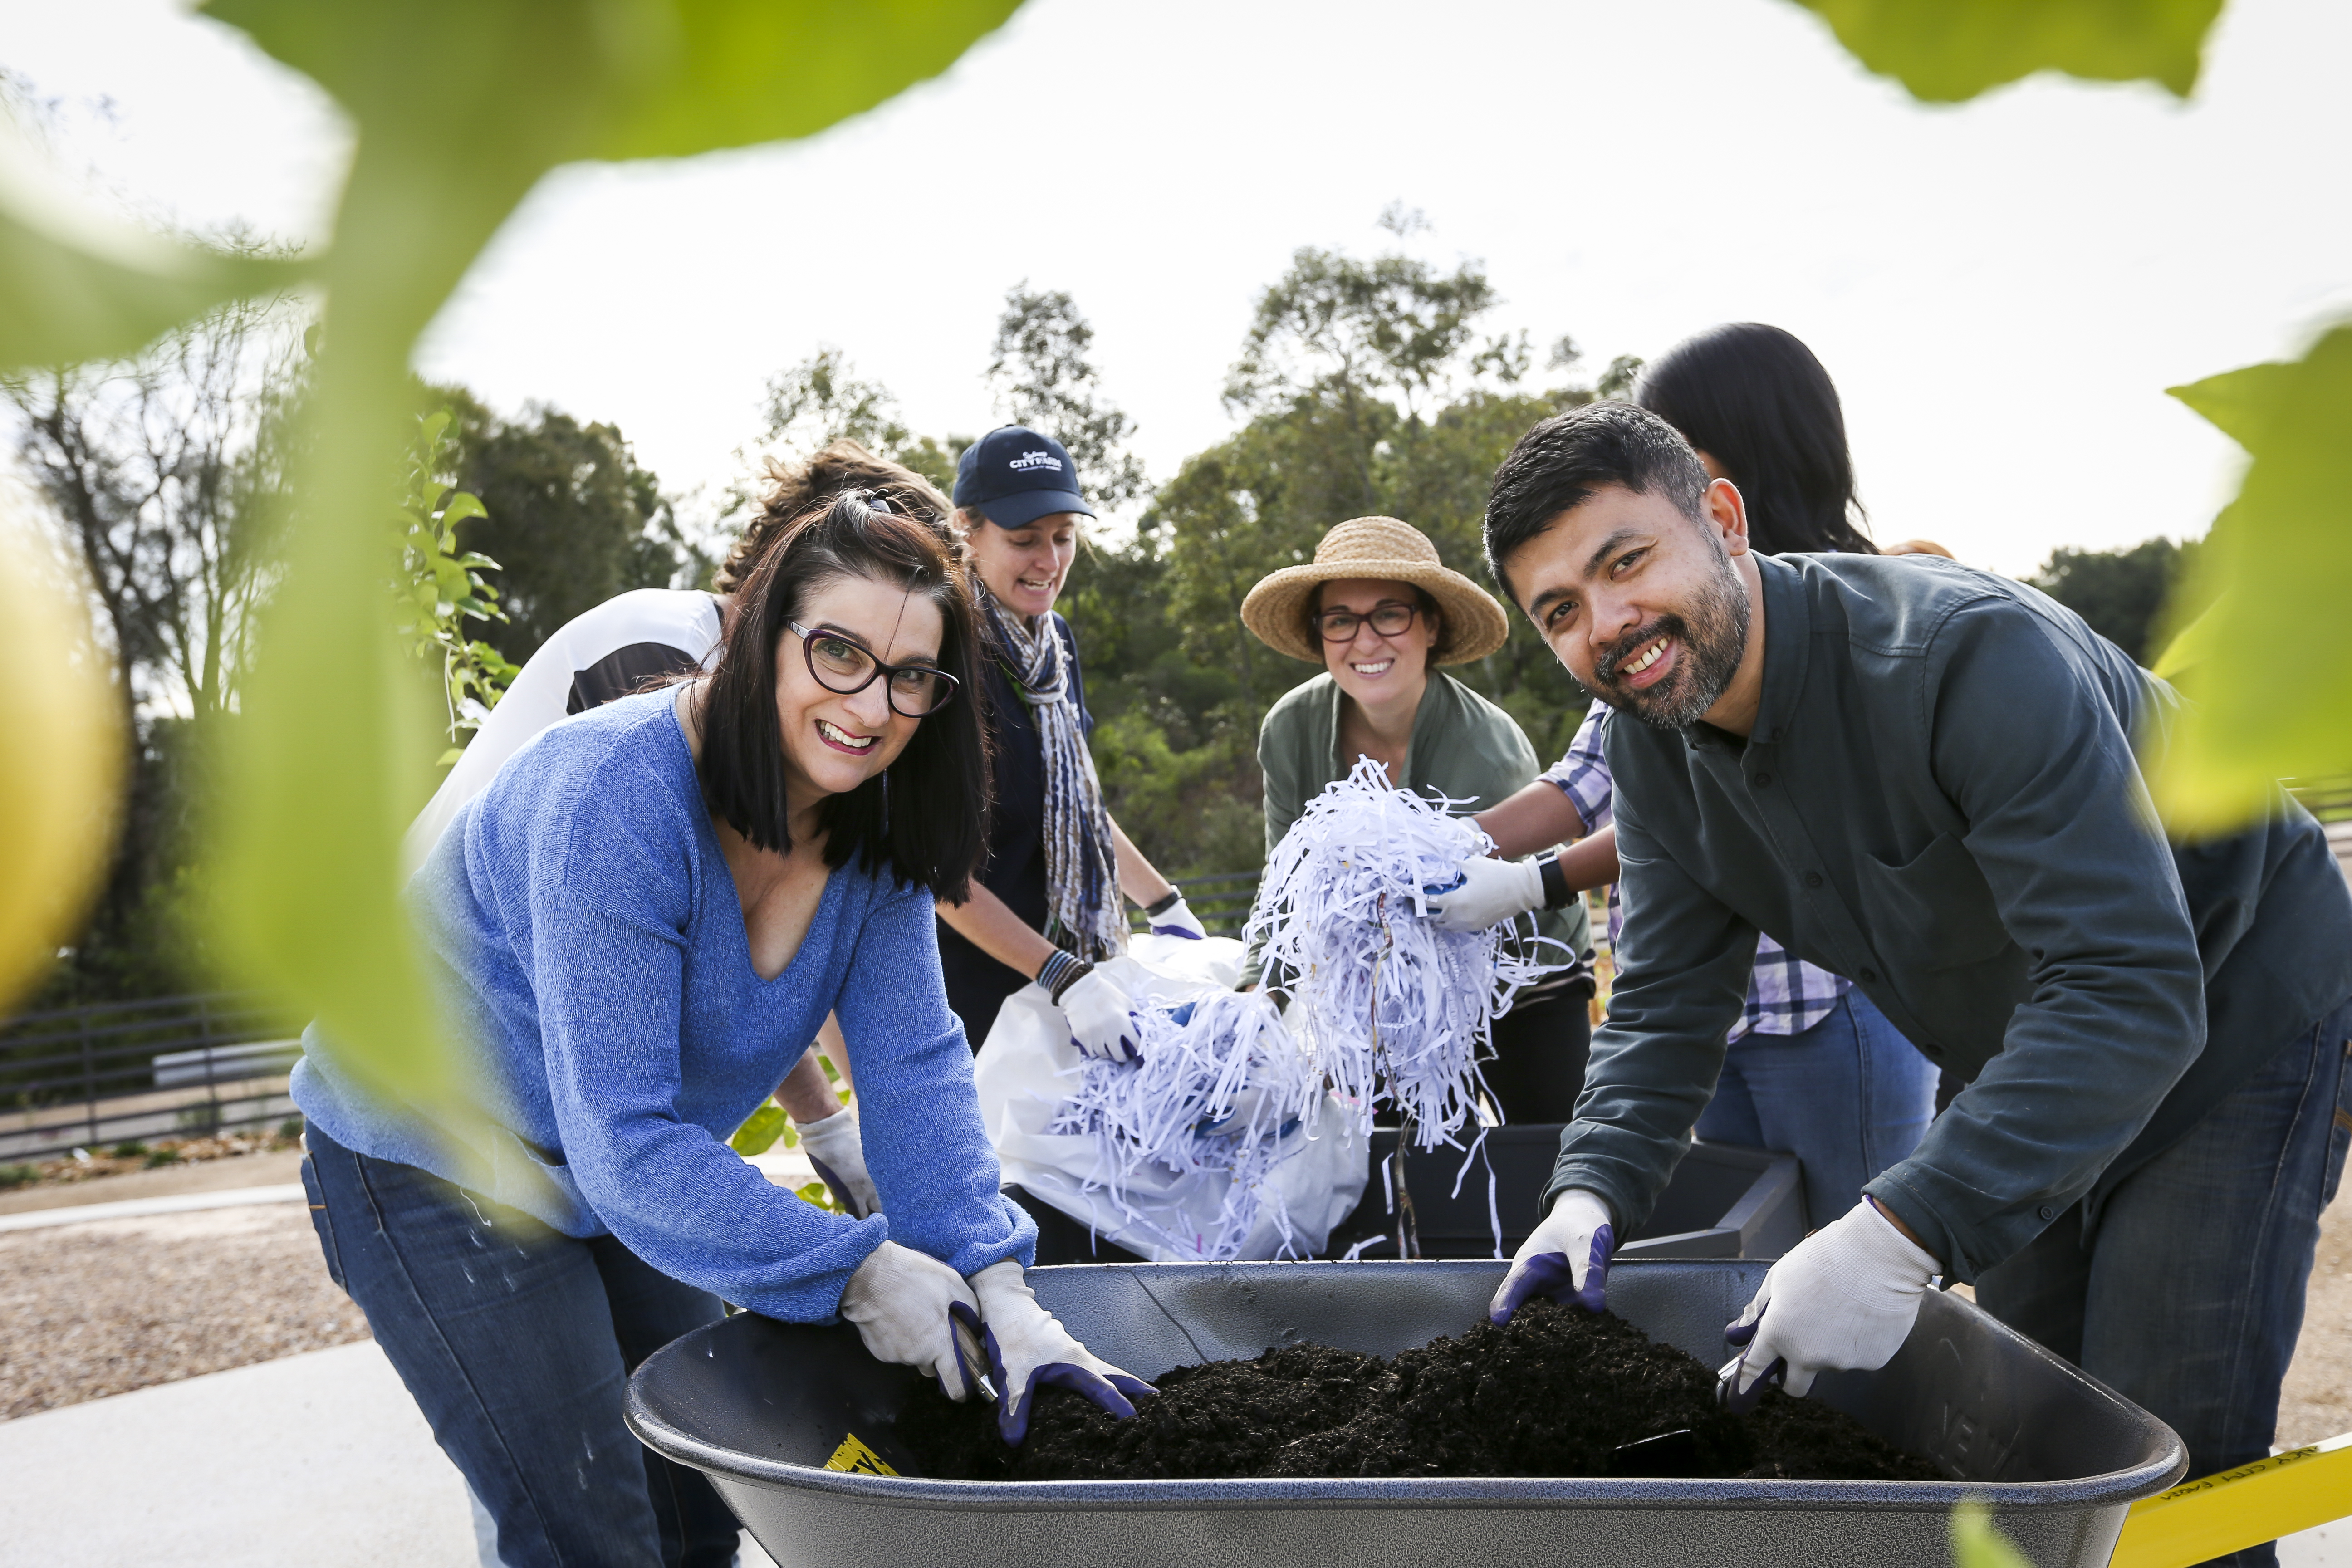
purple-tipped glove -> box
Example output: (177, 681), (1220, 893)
(1057, 968), (1141, 1062)
(1721, 1198), (1938, 1399)
(838, 1242), (985, 1402)
(1490, 1188), (1617, 1323)
(1148, 895), (1207, 940)
(956, 1260), (1156, 1444)
(794, 1107), (880, 1219)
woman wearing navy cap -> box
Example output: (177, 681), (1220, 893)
(935, 426), (1200, 1062)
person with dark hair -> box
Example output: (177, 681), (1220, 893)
(1428, 326), (1936, 1230)
(1632, 322), (1877, 556)
(1479, 402), (2352, 1561)
(402, 439), (951, 1227)
(294, 491), (1148, 1565)
(1240, 515), (1595, 1121)
(933, 426), (1199, 1061)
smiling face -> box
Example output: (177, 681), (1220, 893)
(1503, 480), (1762, 732)
(1317, 577), (1439, 712)
(965, 511), (1081, 621)
(774, 572), (944, 806)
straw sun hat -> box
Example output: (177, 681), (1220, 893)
(1240, 516), (1510, 666)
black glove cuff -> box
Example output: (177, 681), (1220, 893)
(1537, 852), (1574, 911)
(1142, 889), (1183, 918)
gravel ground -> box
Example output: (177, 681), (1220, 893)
(0, 1203), (367, 1421)
(2, 1163), (2345, 1449)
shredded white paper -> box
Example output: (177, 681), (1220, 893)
(1246, 757), (1558, 1152)
(1045, 988), (1323, 1261)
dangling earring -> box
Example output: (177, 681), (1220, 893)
(880, 767), (892, 836)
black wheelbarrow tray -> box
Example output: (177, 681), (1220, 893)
(625, 1260), (2186, 1568)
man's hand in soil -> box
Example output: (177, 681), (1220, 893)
(1722, 1198), (1939, 1398)
(1490, 1188), (1616, 1323)
(958, 1261), (1157, 1444)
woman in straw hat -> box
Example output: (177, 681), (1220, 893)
(1242, 515), (1596, 1122)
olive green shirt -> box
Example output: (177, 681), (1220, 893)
(1251, 671), (1593, 985)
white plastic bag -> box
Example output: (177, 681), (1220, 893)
(973, 934), (1368, 1262)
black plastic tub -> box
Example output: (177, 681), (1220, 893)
(627, 1261), (2185, 1568)
(1324, 1132), (1807, 1261)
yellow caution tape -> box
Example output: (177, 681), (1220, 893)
(2110, 1431), (2352, 1568)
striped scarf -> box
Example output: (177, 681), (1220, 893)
(982, 588), (1126, 963)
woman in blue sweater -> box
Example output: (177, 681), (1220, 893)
(294, 492), (1147, 1568)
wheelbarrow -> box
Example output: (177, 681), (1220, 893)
(627, 1259), (2186, 1567)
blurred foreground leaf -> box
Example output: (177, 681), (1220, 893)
(1792, 0), (2224, 102)
(0, 113), (303, 369)
(2149, 328), (2352, 833)
(0, 502), (125, 1011)
(189, 0), (1019, 1098)
(1951, 1498), (2034, 1568)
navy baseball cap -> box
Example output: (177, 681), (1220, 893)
(953, 425), (1094, 528)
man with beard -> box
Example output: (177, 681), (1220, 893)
(1478, 402), (2351, 1548)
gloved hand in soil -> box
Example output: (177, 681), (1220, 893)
(1490, 1188), (1616, 1323)
(794, 1106), (881, 1219)
(1721, 1197), (1940, 1399)
(1425, 854), (1545, 932)
(1056, 966), (1142, 1063)
(838, 1241), (986, 1402)
(957, 1260), (1156, 1444)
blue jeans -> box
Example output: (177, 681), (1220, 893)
(1695, 990), (1939, 1229)
(1976, 998), (2352, 1568)
(300, 1123), (739, 1568)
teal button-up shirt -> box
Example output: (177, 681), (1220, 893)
(1550, 553), (2352, 1282)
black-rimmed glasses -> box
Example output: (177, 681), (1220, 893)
(1314, 599), (1418, 643)
(786, 621), (960, 717)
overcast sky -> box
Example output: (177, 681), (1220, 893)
(5, 0), (2347, 574)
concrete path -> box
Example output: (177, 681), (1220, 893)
(0, 1337), (781, 1568)
(0, 1181), (304, 1232)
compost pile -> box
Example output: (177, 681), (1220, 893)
(900, 1298), (1941, 1483)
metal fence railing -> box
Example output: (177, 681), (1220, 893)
(2291, 776), (2352, 826)
(0, 992), (302, 1164)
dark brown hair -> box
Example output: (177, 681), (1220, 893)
(696, 490), (988, 901)
(715, 441), (953, 594)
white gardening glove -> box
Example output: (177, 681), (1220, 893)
(794, 1106), (880, 1220)
(837, 1241), (986, 1402)
(1490, 1188), (1616, 1322)
(956, 1260), (1156, 1444)
(1056, 967), (1140, 1063)
(1721, 1198), (1939, 1402)
(1147, 895), (1207, 940)
(1426, 854), (1546, 932)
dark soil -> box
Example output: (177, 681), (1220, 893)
(898, 1298), (1942, 1483)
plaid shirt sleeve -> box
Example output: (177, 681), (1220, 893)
(1542, 704), (1614, 834)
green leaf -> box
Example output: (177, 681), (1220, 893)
(1789, 0), (2223, 102)
(2150, 326), (2352, 832)
(794, 1180), (843, 1214)
(196, 0), (1022, 1104)
(0, 113), (302, 368)
(729, 1101), (790, 1156)
(1950, 1499), (2033, 1568)
(441, 491), (489, 528)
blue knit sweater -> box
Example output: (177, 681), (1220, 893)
(292, 687), (1034, 1321)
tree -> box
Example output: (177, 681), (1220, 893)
(743, 346), (962, 498)
(2026, 537), (2195, 666)
(1153, 244), (1619, 774)
(3, 289), (305, 723)
(987, 284), (1149, 514)
(439, 390), (685, 666)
